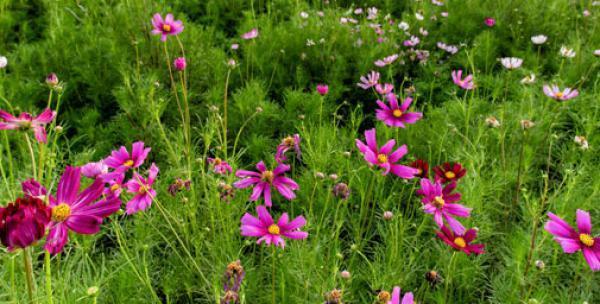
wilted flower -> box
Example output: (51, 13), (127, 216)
(168, 178), (191, 196)
(436, 226), (485, 255)
(543, 85), (578, 101)
(375, 83), (394, 94)
(433, 162), (467, 184)
(559, 46), (576, 58)
(173, 57), (186, 71)
(124, 163), (159, 214)
(218, 182), (235, 202)
(240, 205), (308, 248)
(419, 27), (429, 36)
(0, 56), (7, 68)
(375, 93), (423, 128)
(0, 108), (56, 143)
(0, 196), (51, 250)
(151, 13), (184, 42)
(233, 161), (298, 207)
(325, 288), (343, 304)
(375, 54), (399, 67)
(355, 128), (419, 178)
(316, 84), (329, 95)
(333, 183), (350, 200)
(574, 136), (589, 150)
(357, 71), (380, 89)
(520, 120), (535, 129)
(208, 157), (233, 175)
(329, 174), (338, 181)
(521, 73), (536, 84)
(484, 17), (496, 27)
(241, 28), (259, 40)
(451, 70), (475, 90)
(499, 57), (523, 69)
(275, 134), (301, 163)
(531, 35), (548, 45)
(417, 179), (470, 234)
(222, 260), (245, 301)
(545, 210), (600, 271)
(485, 116), (501, 128)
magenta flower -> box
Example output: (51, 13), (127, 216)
(375, 83), (394, 95)
(151, 13), (184, 42)
(81, 161), (108, 179)
(375, 54), (399, 67)
(233, 161), (299, 207)
(316, 84), (329, 95)
(0, 108), (56, 143)
(240, 205), (308, 248)
(124, 163), (159, 215)
(241, 28), (259, 40)
(417, 178), (471, 234)
(173, 57), (187, 71)
(104, 141), (151, 173)
(355, 128), (418, 178)
(484, 17), (496, 27)
(436, 225), (485, 255)
(375, 93), (422, 128)
(543, 85), (579, 101)
(0, 196), (51, 251)
(275, 134), (301, 163)
(103, 172), (126, 198)
(389, 286), (414, 304)
(357, 71), (380, 89)
(207, 157), (233, 175)
(545, 210), (600, 271)
(45, 167), (121, 254)
(22, 178), (50, 200)
(451, 70), (475, 90)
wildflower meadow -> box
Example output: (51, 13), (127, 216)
(0, 1), (599, 303)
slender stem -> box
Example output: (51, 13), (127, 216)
(24, 134), (37, 178)
(271, 246), (276, 304)
(23, 248), (37, 304)
(162, 42), (186, 139)
(44, 250), (53, 304)
(444, 252), (457, 303)
(512, 130), (528, 217)
(46, 90), (53, 109)
(11, 254), (17, 302)
(223, 69), (232, 158)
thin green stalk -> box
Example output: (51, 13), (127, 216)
(11, 254), (17, 302)
(511, 130), (528, 217)
(24, 134), (37, 178)
(223, 68), (232, 159)
(23, 248), (37, 304)
(162, 42), (186, 137)
(44, 251), (53, 304)
(443, 252), (457, 303)
(271, 246), (276, 304)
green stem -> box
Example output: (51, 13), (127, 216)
(44, 251), (53, 304)
(271, 246), (276, 304)
(223, 69), (232, 159)
(24, 134), (37, 178)
(443, 252), (457, 303)
(23, 248), (37, 304)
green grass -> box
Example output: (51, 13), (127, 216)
(0, 0), (599, 303)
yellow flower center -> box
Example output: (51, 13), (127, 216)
(416, 168), (422, 175)
(110, 184), (120, 192)
(445, 171), (456, 179)
(51, 203), (71, 222)
(580, 234), (594, 247)
(377, 154), (388, 164)
(124, 160), (134, 167)
(283, 136), (295, 147)
(213, 157), (222, 165)
(18, 121), (32, 130)
(162, 24), (171, 32)
(377, 291), (391, 302)
(261, 170), (275, 183)
(555, 92), (564, 98)
(392, 109), (403, 118)
(433, 196), (445, 208)
(139, 185), (148, 194)
(454, 237), (467, 248)
(268, 224), (280, 235)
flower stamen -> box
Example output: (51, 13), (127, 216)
(454, 237), (466, 248)
(268, 224), (280, 235)
(580, 234), (594, 247)
(433, 196), (445, 208)
(392, 109), (403, 118)
(444, 171), (456, 179)
(377, 154), (388, 164)
(51, 203), (71, 222)
(261, 170), (275, 183)
(162, 24), (171, 32)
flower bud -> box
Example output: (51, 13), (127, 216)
(173, 57), (186, 71)
(46, 73), (59, 87)
(340, 270), (351, 279)
(383, 211), (393, 220)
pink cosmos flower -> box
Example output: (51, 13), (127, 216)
(355, 128), (418, 179)
(436, 225), (485, 255)
(451, 70), (475, 90)
(545, 210), (600, 271)
(240, 205), (308, 248)
(241, 28), (259, 40)
(45, 167), (121, 254)
(0, 108), (56, 143)
(375, 93), (422, 128)
(403, 36), (420, 47)
(275, 134), (301, 164)
(316, 84), (329, 95)
(207, 157), (233, 175)
(375, 83), (394, 94)
(104, 141), (151, 173)
(375, 54), (399, 67)
(357, 71), (380, 89)
(543, 85), (579, 101)
(389, 286), (414, 304)
(81, 161), (108, 179)
(484, 17), (496, 27)
(151, 13), (184, 42)
(124, 163), (159, 215)
(102, 172), (126, 198)
(417, 178), (471, 234)
(233, 161), (298, 207)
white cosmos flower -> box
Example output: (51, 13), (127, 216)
(593, 49), (600, 57)
(415, 12), (424, 20)
(398, 21), (410, 31)
(500, 57), (523, 69)
(0, 56), (7, 69)
(300, 12), (309, 19)
(560, 46), (576, 58)
(531, 35), (547, 45)
(574, 136), (589, 150)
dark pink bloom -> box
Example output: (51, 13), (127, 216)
(45, 167), (121, 254)
(124, 163), (159, 215)
(451, 70), (475, 90)
(151, 13), (184, 42)
(389, 286), (414, 304)
(355, 128), (418, 179)
(433, 162), (467, 184)
(484, 17), (496, 27)
(233, 161), (298, 207)
(316, 84), (329, 95)
(0, 196), (51, 251)
(417, 178), (471, 234)
(22, 179), (50, 201)
(375, 94), (422, 128)
(174, 57), (187, 71)
(357, 71), (380, 89)
(0, 108), (56, 143)
(241, 28), (259, 40)
(275, 134), (301, 163)
(375, 83), (394, 94)
(436, 225), (485, 255)
(103, 172), (126, 198)
(207, 157), (233, 175)
(104, 141), (151, 173)
(240, 205), (307, 248)
(545, 210), (600, 271)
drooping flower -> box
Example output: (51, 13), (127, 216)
(124, 163), (159, 214)
(409, 159), (429, 178)
(544, 210), (600, 271)
(417, 178), (470, 234)
(543, 85), (579, 101)
(151, 13), (184, 42)
(436, 225), (485, 255)
(559, 46), (576, 58)
(316, 84), (329, 95)
(104, 141), (151, 173)
(433, 162), (467, 184)
(499, 57), (523, 69)
(531, 35), (547, 45)
(241, 28), (259, 40)
(240, 205), (308, 248)
(233, 161), (299, 207)
(45, 167), (121, 254)
(173, 57), (187, 71)
(355, 128), (419, 178)
(222, 260), (245, 303)
(389, 286), (414, 304)
(451, 70), (475, 90)
(484, 17), (496, 27)
(81, 161), (108, 179)
(207, 157), (233, 175)
(375, 93), (423, 128)
(357, 71), (380, 89)
(375, 54), (399, 67)
(0, 108), (56, 143)
(275, 134), (301, 163)
(0, 196), (51, 251)
(332, 182), (350, 200)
